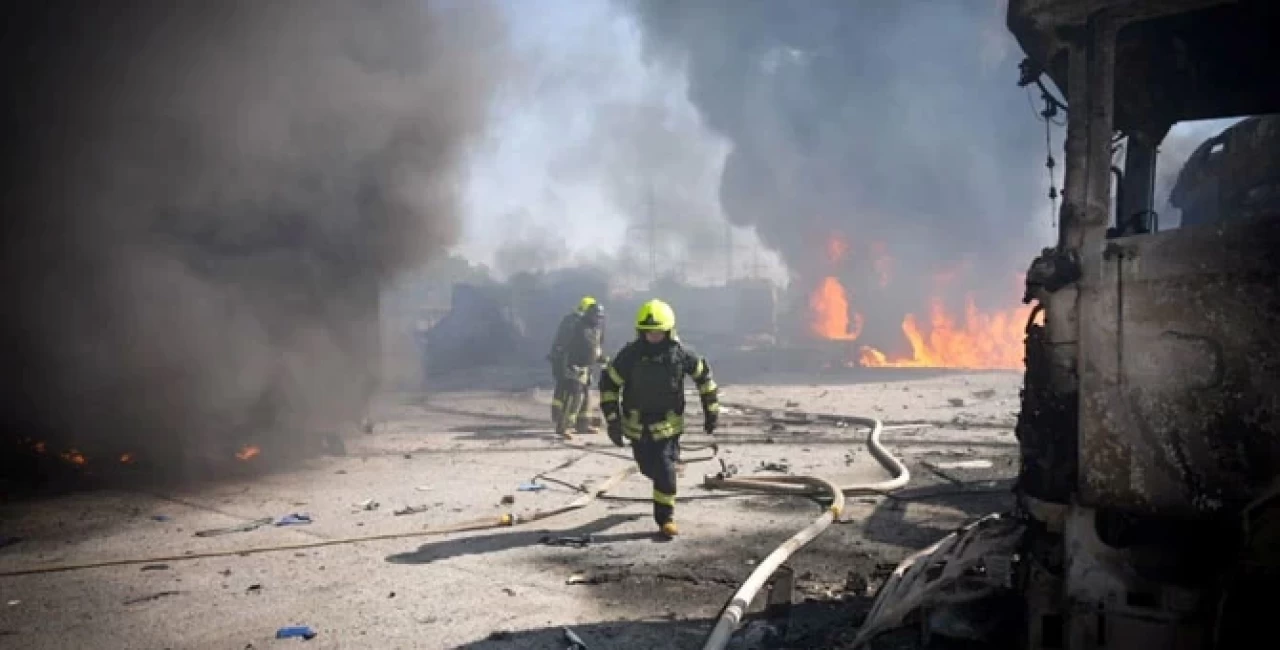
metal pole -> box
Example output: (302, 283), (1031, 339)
(648, 183), (656, 287)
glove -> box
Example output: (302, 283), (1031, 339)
(607, 420), (625, 447)
(704, 412), (718, 435)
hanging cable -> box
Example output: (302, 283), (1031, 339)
(1018, 76), (1059, 227)
(1045, 117), (1058, 227)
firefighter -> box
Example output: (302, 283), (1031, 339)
(599, 299), (719, 538)
(549, 296), (607, 438)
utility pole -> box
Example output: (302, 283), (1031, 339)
(725, 221), (733, 287)
(648, 183), (656, 286)
(626, 180), (660, 290)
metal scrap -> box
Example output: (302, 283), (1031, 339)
(540, 534), (593, 548)
(194, 517), (274, 538)
(852, 514), (1023, 648)
(124, 590), (183, 605)
(563, 626), (589, 649)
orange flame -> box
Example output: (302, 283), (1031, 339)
(809, 276), (863, 340)
(120, 452), (136, 464)
(60, 449), (87, 466)
(826, 235), (849, 265)
(33, 441), (47, 454)
(859, 296), (1032, 370)
(235, 445), (261, 461)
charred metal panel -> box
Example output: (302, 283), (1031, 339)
(1078, 215), (1280, 516)
(1172, 115), (1280, 229)
(1009, 0), (1280, 130)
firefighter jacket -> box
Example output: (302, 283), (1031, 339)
(598, 338), (719, 440)
(550, 312), (606, 370)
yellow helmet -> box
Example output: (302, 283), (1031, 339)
(635, 299), (676, 331)
(577, 295), (598, 314)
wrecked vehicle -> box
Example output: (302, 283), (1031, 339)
(855, 1), (1280, 648)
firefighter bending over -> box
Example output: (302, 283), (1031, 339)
(548, 296), (607, 438)
(599, 299), (719, 539)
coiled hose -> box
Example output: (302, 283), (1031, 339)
(699, 403), (911, 650)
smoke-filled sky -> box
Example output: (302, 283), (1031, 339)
(1, 1), (507, 471)
(458, 0), (1242, 291)
(0, 0), (1246, 473)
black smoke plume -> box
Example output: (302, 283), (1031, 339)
(621, 0), (1052, 351)
(0, 1), (506, 478)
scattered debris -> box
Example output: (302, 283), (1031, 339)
(785, 400), (800, 407)
(219, 569), (232, 577)
(932, 459), (994, 470)
(402, 454), (413, 460)
(275, 626), (317, 641)
(563, 626), (589, 649)
(502, 588), (517, 597)
(540, 534), (593, 548)
(414, 485), (433, 492)
(6, 600), (19, 607)
(388, 592), (396, 598)
(353, 499), (379, 511)
(393, 505), (429, 516)
(500, 495), (515, 505)
(566, 573), (604, 585)
(971, 389), (997, 400)
(769, 423), (787, 432)
(151, 515), (172, 522)
(195, 518), (274, 538)
(275, 513), (312, 526)
(140, 564), (170, 572)
(757, 461), (790, 473)
(947, 398), (965, 407)
(246, 584), (262, 593)
(517, 482), (546, 492)
(124, 591), (182, 605)
(844, 572), (870, 596)
(334, 470), (347, 475)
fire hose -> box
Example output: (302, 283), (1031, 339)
(698, 402), (911, 650)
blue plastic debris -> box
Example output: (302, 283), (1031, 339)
(517, 482), (546, 492)
(151, 515), (172, 522)
(275, 626), (317, 640)
(274, 513), (313, 526)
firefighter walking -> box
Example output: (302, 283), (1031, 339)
(548, 296), (607, 438)
(599, 299), (719, 538)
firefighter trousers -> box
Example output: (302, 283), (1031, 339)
(551, 367), (590, 434)
(632, 433), (680, 526)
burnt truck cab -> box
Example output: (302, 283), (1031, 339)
(855, 2), (1280, 648)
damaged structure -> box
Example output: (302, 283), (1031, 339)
(418, 273), (780, 378)
(856, 0), (1280, 648)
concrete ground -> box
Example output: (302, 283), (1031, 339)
(0, 369), (1020, 649)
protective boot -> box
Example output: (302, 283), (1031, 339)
(659, 521), (679, 538)
(574, 414), (598, 435)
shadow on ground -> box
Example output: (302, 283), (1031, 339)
(385, 513), (650, 565)
(454, 594), (883, 649)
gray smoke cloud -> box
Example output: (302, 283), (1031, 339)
(1, 1), (507, 475)
(619, 0), (1054, 350)
(460, 0), (789, 290)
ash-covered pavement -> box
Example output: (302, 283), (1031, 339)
(0, 369), (1020, 649)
